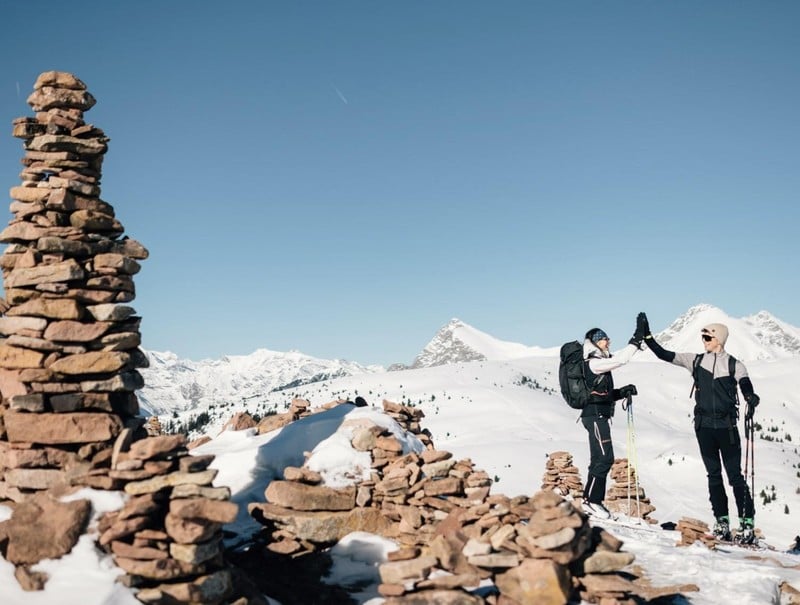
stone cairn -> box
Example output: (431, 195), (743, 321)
(96, 433), (240, 603)
(0, 70), (149, 501)
(248, 399), (693, 604)
(605, 458), (657, 522)
(676, 517), (716, 548)
(0, 72), (247, 604)
(541, 450), (584, 497)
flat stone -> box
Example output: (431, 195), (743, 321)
(124, 470), (218, 496)
(0, 345), (45, 369)
(3, 259), (84, 287)
(582, 550), (636, 574)
(467, 552), (520, 568)
(49, 351), (130, 375)
(4, 493), (91, 564)
(266, 480), (356, 511)
(5, 335), (63, 351)
(113, 557), (200, 581)
(36, 236), (91, 256)
(81, 370), (143, 392)
(94, 253), (141, 275)
(33, 71), (87, 90)
(0, 316), (48, 336)
(169, 497), (238, 523)
(128, 434), (186, 460)
(164, 513), (221, 544)
(154, 570), (232, 604)
(99, 516), (152, 546)
(4, 411), (123, 444)
(249, 503), (392, 543)
(6, 297), (82, 320)
(9, 393), (46, 412)
(44, 320), (112, 342)
(110, 541), (169, 560)
(4, 468), (66, 490)
(169, 536), (222, 564)
(379, 555), (438, 584)
(495, 558), (571, 605)
(86, 303), (135, 321)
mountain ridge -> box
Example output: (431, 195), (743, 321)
(138, 304), (800, 416)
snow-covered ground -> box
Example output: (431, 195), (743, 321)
(3, 304), (800, 603)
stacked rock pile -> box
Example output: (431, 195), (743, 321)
(381, 399), (432, 448)
(605, 458), (657, 521)
(185, 399), (315, 452)
(95, 432), (240, 604)
(253, 397), (312, 434)
(541, 450), (584, 497)
(676, 517), (717, 549)
(0, 72), (256, 604)
(0, 71), (149, 502)
(247, 399), (691, 604)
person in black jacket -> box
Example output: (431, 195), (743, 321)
(580, 323), (642, 519)
(638, 312), (759, 544)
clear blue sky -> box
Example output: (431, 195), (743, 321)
(2, 1), (798, 365)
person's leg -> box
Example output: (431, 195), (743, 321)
(582, 416), (614, 504)
(719, 428), (755, 519)
(695, 427), (728, 519)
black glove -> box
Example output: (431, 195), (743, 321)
(619, 384), (637, 398)
(637, 312), (651, 337)
(629, 312), (650, 347)
(745, 393), (759, 420)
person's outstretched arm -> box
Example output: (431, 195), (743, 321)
(639, 312), (676, 362)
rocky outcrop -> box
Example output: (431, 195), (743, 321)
(247, 399), (690, 604)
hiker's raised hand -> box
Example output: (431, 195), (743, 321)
(637, 312), (650, 337)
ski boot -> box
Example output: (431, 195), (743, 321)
(734, 518), (755, 545)
(582, 499), (612, 520)
(712, 516), (732, 542)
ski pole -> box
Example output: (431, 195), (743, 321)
(623, 392), (642, 520)
(744, 413), (755, 504)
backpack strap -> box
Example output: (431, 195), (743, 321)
(729, 354), (740, 410)
(690, 353), (702, 397)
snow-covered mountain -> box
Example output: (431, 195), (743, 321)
(138, 348), (383, 416)
(138, 306), (799, 417)
(654, 303), (800, 360)
(409, 318), (556, 368)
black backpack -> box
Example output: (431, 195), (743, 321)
(559, 340), (589, 409)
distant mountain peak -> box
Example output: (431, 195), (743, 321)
(410, 318), (544, 368)
(411, 318), (486, 368)
(656, 304), (800, 360)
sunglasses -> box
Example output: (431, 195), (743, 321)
(701, 334), (714, 342)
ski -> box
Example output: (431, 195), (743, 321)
(702, 534), (774, 552)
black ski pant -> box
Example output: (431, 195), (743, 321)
(695, 426), (755, 520)
(582, 415), (614, 504)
